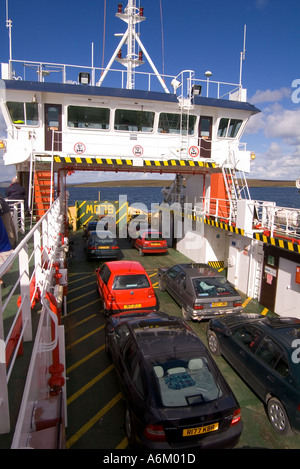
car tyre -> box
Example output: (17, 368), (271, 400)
(267, 397), (292, 436)
(207, 330), (221, 356)
(139, 248), (144, 256)
(158, 278), (165, 291)
(125, 408), (136, 447)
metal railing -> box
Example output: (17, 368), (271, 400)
(0, 195), (67, 445)
(193, 196), (300, 241)
(4, 59), (244, 100)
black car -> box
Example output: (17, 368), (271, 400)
(85, 230), (120, 260)
(207, 313), (300, 435)
(83, 220), (98, 238)
(105, 310), (242, 449)
(158, 263), (243, 321)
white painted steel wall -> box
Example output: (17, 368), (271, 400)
(275, 258), (300, 317)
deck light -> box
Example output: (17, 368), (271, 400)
(191, 84), (202, 96)
(79, 72), (90, 85)
(171, 78), (181, 91)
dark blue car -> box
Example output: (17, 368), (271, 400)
(207, 313), (300, 435)
(105, 311), (242, 449)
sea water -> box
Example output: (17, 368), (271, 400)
(67, 185), (300, 210)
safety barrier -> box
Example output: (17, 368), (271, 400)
(0, 194), (68, 448)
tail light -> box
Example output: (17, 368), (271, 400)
(234, 301), (242, 307)
(193, 303), (204, 310)
(148, 287), (155, 298)
(111, 246), (119, 249)
(144, 424), (166, 442)
(88, 246), (97, 250)
(230, 408), (241, 426)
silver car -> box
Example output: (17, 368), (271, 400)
(158, 263), (243, 321)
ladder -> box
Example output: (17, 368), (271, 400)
(222, 163), (251, 220)
(33, 171), (54, 218)
(29, 151), (55, 219)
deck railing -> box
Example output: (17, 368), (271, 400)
(193, 197), (300, 241)
(0, 195), (67, 448)
(3, 59), (244, 100)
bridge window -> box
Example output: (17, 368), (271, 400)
(7, 101), (39, 126)
(217, 118), (243, 138)
(158, 113), (196, 135)
(67, 105), (110, 129)
(114, 109), (154, 132)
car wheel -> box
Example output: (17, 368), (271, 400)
(125, 408), (136, 447)
(267, 397), (292, 435)
(207, 330), (221, 356)
(158, 278), (165, 291)
(181, 306), (190, 320)
(139, 248), (144, 256)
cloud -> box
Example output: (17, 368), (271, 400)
(251, 141), (300, 180)
(255, 0), (268, 9)
(250, 88), (291, 105)
(264, 106), (300, 144)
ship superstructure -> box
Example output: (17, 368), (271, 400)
(0, 0), (300, 449)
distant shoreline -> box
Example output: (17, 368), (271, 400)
(68, 179), (296, 188)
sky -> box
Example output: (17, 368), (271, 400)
(0, 0), (299, 184)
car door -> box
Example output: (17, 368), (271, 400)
(163, 265), (182, 300)
(174, 271), (189, 309)
(220, 324), (264, 382)
(97, 264), (111, 306)
(246, 336), (290, 401)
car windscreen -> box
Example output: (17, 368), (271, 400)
(152, 357), (222, 407)
(193, 277), (237, 297)
(112, 274), (150, 290)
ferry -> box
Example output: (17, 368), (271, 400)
(0, 0), (300, 450)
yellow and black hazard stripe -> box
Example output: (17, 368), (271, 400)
(253, 232), (300, 254)
(54, 156), (133, 166)
(208, 260), (225, 270)
(53, 155), (216, 169)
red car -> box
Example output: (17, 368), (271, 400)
(96, 260), (158, 315)
(132, 229), (168, 256)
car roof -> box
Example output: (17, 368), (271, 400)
(105, 260), (147, 274)
(124, 312), (207, 358)
(90, 230), (115, 237)
(176, 263), (221, 278)
(219, 313), (300, 348)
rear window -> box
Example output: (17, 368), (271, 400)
(152, 357), (222, 407)
(193, 277), (237, 297)
(89, 234), (116, 245)
(112, 274), (150, 290)
(144, 233), (164, 241)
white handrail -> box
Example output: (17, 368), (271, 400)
(0, 195), (66, 436)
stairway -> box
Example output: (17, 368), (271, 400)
(33, 171), (54, 218)
(222, 164), (251, 220)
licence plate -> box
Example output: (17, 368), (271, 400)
(211, 302), (227, 307)
(124, 304), (142, 309)
(98, 246), (110, 249)
(151, 243), (160, 246)
(183, 423), (219, 437)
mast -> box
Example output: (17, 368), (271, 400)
(97, 1), (169, 93)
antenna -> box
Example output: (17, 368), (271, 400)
(239, 24), (246, 88)
(5, 0), (13, 78)
(97, 1), (169, 93)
